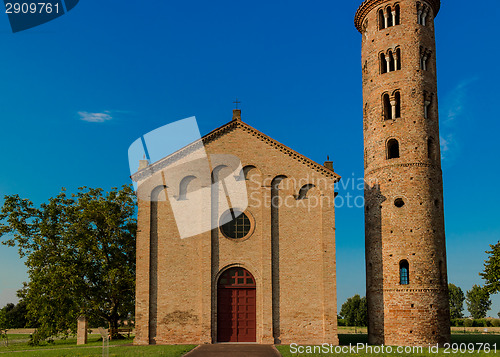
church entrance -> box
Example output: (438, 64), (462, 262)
(217, 267), (256, 342)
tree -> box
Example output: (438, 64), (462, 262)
(480, 241), (500, 295)
(0, 301), (28, 329)
(466, 285), (491, 319)
(448, 283), (465, 319)
(0, 185), (136, 341)
(339, 295), (368, 327)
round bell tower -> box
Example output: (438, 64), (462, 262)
(355, 0), (451, 346)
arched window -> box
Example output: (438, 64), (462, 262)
(395, 48), (401, 70)
(297, 184), (315, 200)
(422, 8), (429, 26)
(178, 175), (196, 200)
(417, 3), (423, 24)
(362, 19), (369, 36)
(380, 53), (387, 74)
(420, 48), (431, 71)
(394, 91), (401, 118)
(400, 260), (409, 285)
(387, 139), (400, 159)
(218, 267), (256, 288)
(386, 6), (393, 27)
(383, 93), (392, 120)
(237, 165), (257, 181)
(424, 92), (432, 119)
(379, 9), (385, 30)
(417, 3), (430, 26)
(428, 137), (435, 160)
(394, 4), (401, 25)
(388, 51), (395, 72)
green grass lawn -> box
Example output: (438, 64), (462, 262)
(0, 334), (195, 356)
(0, 334), (131, 351)
(1, 333), (498, 357)
(276, 334), (500, 357)
(0, 344), (196, 356)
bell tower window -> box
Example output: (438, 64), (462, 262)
(394, 4), (400, 25)
(420, 47), (432, 71)
(383, 93), (391, 119)
(400, 260), (410, 285)
(387, 139), (400, 159)
(379, 4), (401, 30)
(386, 7), (393, 27)
(424, 92), (433, 119)
(396, 48), (401, 70)
(417, 3), (430, 26)
(381, 48), (401, 73)
(379, 9), (385, 30)
(380, 53), (387, 74)
(394, 91), (401, 118)
(428, 137), (436, 160)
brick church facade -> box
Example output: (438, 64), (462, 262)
(132, 110), (340, 344)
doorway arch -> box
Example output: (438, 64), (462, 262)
(217, 267), (256, 342)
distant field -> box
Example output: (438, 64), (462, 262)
(338, 326), (500, 334)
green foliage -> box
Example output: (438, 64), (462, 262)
(337, 318), (345, 327)
(464, 319), (474, 327)
(491, 319), (500, 327)
(466, 285), (492, 319)
(472, 319), (488, 327)
(450, 318), (464, 327)
(339, 295), (367, 327)
(0, 185), (137, 343)
(0, 301), (28, 329)
(448, 283), (465, 319)
(0, 310), (6, 330)
(480, 241), (500, 295)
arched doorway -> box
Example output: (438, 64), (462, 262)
(217, 267), (256, 342)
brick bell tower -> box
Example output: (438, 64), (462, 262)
(355, 0), (451, 346)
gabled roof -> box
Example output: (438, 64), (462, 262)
(131, 118), (341, 183)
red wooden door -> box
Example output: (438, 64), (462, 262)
(217, 268), (256, 342)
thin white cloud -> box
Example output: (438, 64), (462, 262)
(78, 111), (113, 123)
(444, 77), (478, 124)
(440, 77), (479, 163)
(440, 134), (456, 161)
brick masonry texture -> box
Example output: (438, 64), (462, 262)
(356, 0), (451, 346)
(133, 117), (340, 345)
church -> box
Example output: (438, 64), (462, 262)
(132, 0), (451, 347)
(132, 109), (341, 344)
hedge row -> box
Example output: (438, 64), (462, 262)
(339, 318), (500, 328)
(451, 318), (500, 328)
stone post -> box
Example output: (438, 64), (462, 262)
(77, 316), (88, 345)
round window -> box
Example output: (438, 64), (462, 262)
(220, 209), (252, 239)
(394, 198), (405, 208)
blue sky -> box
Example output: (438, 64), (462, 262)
(0, 0), (499, 317)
